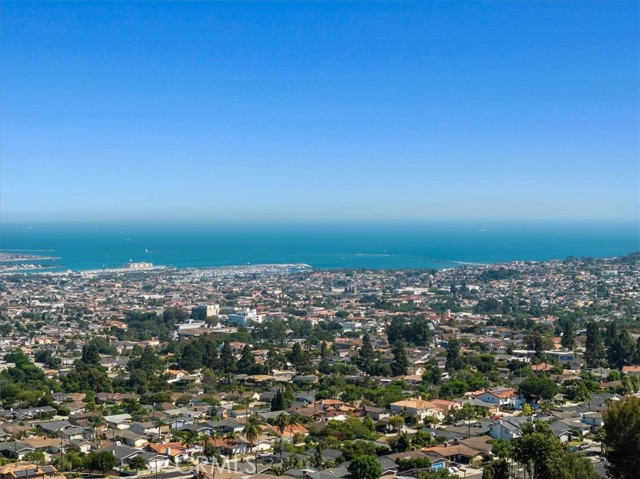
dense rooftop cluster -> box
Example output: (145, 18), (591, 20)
(0, 253), (639, 479)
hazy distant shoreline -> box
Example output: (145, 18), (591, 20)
(0, 220), (637, 273)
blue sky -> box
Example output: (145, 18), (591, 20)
(1, 1), (638, 222)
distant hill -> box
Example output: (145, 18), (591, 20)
(615, 251), (640, 264)
(479, 267), (519, 282)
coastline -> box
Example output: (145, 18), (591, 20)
(0, 220), (637, 273)
(1, 254), (636, 277)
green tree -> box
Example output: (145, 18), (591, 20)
(274, 412), (289, 461)
(391, 340), (409, 376)
(23, 450), (45, 466)
(585, 322), (606, 368)
(446, 338), (463, 371)
(606, 323), (635, 369)
(482, 459), (510, 479)
(179, 340), (204, 372)
(81, 343), (101, 365)
(512, 420), (597, 479)
(409, 317), (433, 347)
(87, 451), (117, 472)
(237, 345), (256, 373)
(34, 349), (61, 369)
(634, 336), (640, 365)
(312, 444), (324, 468)
(561, 321), (575, 350)
(491, 440), (513, 459)
(422, 360), (442, 386)
(319, 341), (331, 373)
(416, 471), (455, 479)
(219, 342), (237, 373)
(603, 396), (640, 478)
(518, 376), (558, 401)
(127, 456), (147, 471)
(271, 388), (292, 412)
(526, 332), (553, 357)
(356, 334), (376, 374)
(389, 432), (412, 453)
(288, 342), (307, 372)
(243, 414), (262, 464)
(348, 455), (382, 479)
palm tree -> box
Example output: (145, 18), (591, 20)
(274, 413), (288, 462)
(286, 415), (299, 445)
(89, 415), (105, 442)
(198, 432), (211, 458)
(243, 414), (262, 468)
(224, 431), (239, 458)
(183, 430), (199, 449)
(208, 431), (222, 455)
(153, 418), (166, 431)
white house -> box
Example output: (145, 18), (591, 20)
(390, 399), (447, 422)
(474, 388), (524, 409)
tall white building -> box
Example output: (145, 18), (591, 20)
(226, 308), (264, 327)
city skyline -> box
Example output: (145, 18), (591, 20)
(1, 1), (638, 222)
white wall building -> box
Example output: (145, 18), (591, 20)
(227, 308), (264, 327)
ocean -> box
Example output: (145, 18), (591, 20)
(0, 220), (638, 272)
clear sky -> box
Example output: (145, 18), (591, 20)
(1, 1), (638, 222)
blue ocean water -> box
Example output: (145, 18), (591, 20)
(0, 221), (638, 271)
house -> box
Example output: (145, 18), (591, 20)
(21, 437), (63, 454)
(207, 438), (250, 457)
(98, 444), (141, 466)
(118, 429), (148, 448)
(0, 407), (56, 421)
(363, 406), (391, 421)
(178, 424), (213, 436)
(429, 399), (461, 417)
(547, 420), (577, 442)
(67, 438), (92, 453)
(581, 412), (604, 431)
(147, 442), (201, 464)
(165, 370), (190, 384)
(104, 414), (133, 429)
(99, 444), (171, 469)
(163, 415), (194, 429)
(454, 398), (500, 415)
(95, 393), (138, 405)
(390, 399), (451, 422)
(34, 420), (74, 435)
(488, 418), (531, 441)
(0, 442), (36, 460)
(621, 366), (640, 376)
(473, 388), (523, 408)
(0, 463), (65, 479)
(272, 423), (309, 443)
(68, 412), (101, 428)
(420, 443), (486, 465)
(128, 421), (170, 437)
(206, 419), (245, 434)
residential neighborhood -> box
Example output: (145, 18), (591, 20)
(1, 253), (640, 479)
